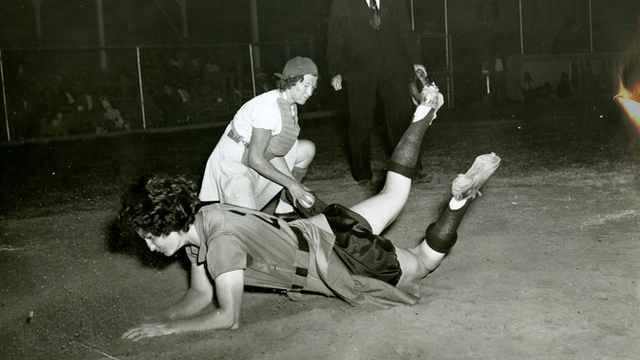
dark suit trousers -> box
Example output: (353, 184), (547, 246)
(345, 56), (421, 181)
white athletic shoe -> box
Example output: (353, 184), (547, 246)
(451, 153), (501, 201)
(410, 69), (444, 123)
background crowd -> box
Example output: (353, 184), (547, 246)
(4, 48), (255, 140)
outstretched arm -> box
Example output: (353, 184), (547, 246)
(122, 266), (245, 341)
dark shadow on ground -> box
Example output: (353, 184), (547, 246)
(104, 217), (186, 270)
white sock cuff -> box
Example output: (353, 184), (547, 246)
(413, 104), (436, 122)
(275, 200), (294, 214)
(449, 197), (467, 210)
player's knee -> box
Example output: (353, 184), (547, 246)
(297, 140), (316, 162)
(414, 242), (446, 272)
(380, 173), (411, 197)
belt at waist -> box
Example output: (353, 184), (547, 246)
(227, 127), (250, 147)
(290, 225), (310, 290)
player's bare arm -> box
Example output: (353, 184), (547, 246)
(162, 263), (214, 320)
(121, 263), (212, 340)
(248, 127), (314, 208)
(122, 269), (244, 341)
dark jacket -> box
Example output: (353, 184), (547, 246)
(326, 0), (421, 83)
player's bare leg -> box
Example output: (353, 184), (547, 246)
(350, 77), (443, 235)
(396, 153), (501, 287)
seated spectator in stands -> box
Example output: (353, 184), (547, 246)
(37, 86), (58, 122)
(163, 52), (184, 86)
(581, 61), (596, 95)
(557, 72), (573, 99)
(151, 82), (176, 127)
(522, 72), (536, 104)
(41, 110), (69, 137)
(76, 83), (104, 133)
(14, 86), (39, 139)
(184, 52), (204, 83)
(56, 82), (76, 113)
(57, 82), (79, 134)
(205, 57), (221, 78)
(154, 81), (191, 126)
(536, 82), (553, 102)
(116, 64), (133, 99)
(97, 87), (131, 132)
(167, 50), (184, 72)
(173, 80), (195, 124)
(183, 53), (205, 99)
(255, 68), (275, 95)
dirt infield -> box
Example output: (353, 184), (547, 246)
(1, 100), (639, 359)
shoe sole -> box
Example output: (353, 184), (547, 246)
(452, 153), (501, 200)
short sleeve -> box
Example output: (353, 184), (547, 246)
(232, 91), (283, 137)
(205, 233), (248, 280)
(249, 101), (281, 133)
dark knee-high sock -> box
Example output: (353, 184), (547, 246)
(425, 199), (471, 253)
(387, 108), (435, 179)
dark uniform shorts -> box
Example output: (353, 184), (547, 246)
(322, 204), (402, 286)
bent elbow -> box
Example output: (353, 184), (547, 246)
(247, 156), (257, 169)
(246, 153), (263, 170)
(225, 313), (240, 330)
(221, 313), (240, 331)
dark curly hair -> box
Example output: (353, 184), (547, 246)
(118, 174), (201, 236)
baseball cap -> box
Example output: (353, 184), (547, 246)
(275, 56), (318, 80)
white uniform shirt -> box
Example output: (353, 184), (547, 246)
(366, 0), (380, 8)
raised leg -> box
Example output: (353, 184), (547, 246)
(397, 153), (501, 285)
(349, 103), (440, 234)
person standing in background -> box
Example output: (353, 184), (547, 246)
(489, 51), (508, 105)
(327, 0), (428, 188)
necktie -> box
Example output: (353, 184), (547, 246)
(369, 0), (381, 29)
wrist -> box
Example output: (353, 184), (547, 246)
(283, 177), (299, 190)
(160, 321), (178, 337)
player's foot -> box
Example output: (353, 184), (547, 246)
(410, 69), (433, 105)
(451, 153), (501, 201)
(410, 69), (444, 120)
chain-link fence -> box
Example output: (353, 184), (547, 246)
(0, 39), (320, 141)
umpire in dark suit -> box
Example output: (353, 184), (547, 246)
(327, 0), (426, 186)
